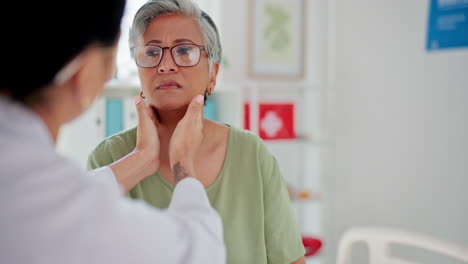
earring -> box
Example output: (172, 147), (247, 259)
(140, 91), (146, 99)
(207, 88), (212, 96)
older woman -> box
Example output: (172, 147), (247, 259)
(88, 0), (305, 263)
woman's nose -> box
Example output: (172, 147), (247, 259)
(158, 49), (178, 74)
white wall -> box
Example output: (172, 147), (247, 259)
(325, 0), (468, 263)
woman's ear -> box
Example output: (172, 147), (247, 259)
(69, 46), (115, 110)
(63, 46), (110, 110)
(71, 48), (100, 109)
(53, 55), (84, 86)
(45, 45), (117, 124)
(208, 63), (220, 92)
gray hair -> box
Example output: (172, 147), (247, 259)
(129, 0), (222, 72)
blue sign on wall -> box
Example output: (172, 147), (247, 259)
(105, 99), (123, 137)
(427, 0), (468, 51)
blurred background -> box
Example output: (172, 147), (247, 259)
(57, 0), (468, 263)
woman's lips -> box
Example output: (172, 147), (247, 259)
(157, 81), (181, 90)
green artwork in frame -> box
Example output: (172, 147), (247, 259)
(249, 0), (306, 80)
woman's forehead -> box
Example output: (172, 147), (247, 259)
(143, 14), (203, 44)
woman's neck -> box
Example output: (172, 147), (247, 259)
(156, 107), (187, 134)
(155, 106), (212, 165)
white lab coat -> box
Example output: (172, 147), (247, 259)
(0, 96), (225, 264)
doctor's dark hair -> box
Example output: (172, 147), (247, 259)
(129, 0), (222, 73)
(1, 0), (126, 103)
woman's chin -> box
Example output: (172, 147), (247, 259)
(152, 101), (189, 112)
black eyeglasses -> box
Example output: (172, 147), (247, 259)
(132, 44), (206, 68)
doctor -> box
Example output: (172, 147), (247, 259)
(0, 1), (225, 264)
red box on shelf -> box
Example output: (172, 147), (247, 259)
(244, 103), (296, 140)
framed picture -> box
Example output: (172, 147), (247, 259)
(248, 0), (306, 80)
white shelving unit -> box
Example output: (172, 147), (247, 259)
(238, 80), (323, 263)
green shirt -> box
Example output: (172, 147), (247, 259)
(87, 125), (305, 264)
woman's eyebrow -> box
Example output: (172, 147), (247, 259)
(145, 40), (162, 45)
(173, 38), (195, 44)
(144, 39), (195, 46)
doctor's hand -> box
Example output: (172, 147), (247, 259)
(109, 96), (160, 192)
(169, 95), (204, 185)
